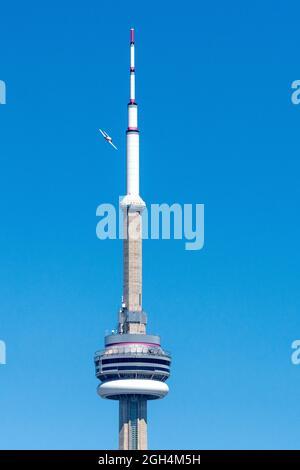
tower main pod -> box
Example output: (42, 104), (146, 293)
(94, 29), (171, 450)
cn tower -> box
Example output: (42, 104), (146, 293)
(94, 28), (171, 450)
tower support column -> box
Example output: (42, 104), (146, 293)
(123, 209), (142, 314)
(119, 396), (148, 450)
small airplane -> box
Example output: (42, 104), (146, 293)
(99, 129), (118, 150)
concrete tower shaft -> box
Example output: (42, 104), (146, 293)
(119, 397), (147, 450)
(123, 211), (142, 314)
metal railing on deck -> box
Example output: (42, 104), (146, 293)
(94, 346), (171, 359)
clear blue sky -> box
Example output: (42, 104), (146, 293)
(1, 0), (300, 450)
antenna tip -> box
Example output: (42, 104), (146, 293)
(130, 28), (135, 44)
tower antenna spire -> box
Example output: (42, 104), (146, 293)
(130, 28), (135, 104)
